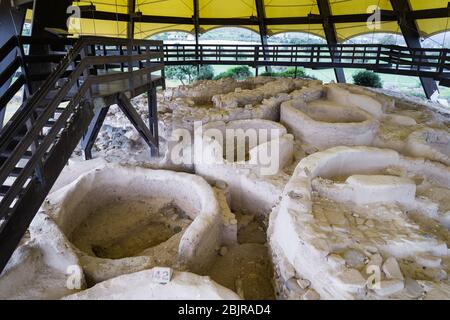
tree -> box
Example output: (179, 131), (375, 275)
(165, 65), (215, 85)
(165, 65), (197, 85)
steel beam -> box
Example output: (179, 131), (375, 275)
(255, 0), (270, 72)
(81, 7), (450, 26)
(193, 0), (200, 63)
(390, 0), (440, 99)
(117, 93), (158, 155)
(81, 105), (110, 160)
(127, 0), (136, 38)
(316, 0), (346, 83)
(79, 6), (450, 26)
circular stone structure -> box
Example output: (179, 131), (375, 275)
(35, 164), (223, 284)
(269, 146), (450, 300)
(194, 119), (294, 215)
(281, 86), (379, 151)
(405, 128), (450, 166)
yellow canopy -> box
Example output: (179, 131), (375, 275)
(62, 0), (449, 41)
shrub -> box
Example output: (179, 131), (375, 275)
(352, 71), (383, 88)
(214, 66), (253, 80)
(260, 67), (317, 80)
(259, 71), (277, 77)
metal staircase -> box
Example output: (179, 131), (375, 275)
(0, 36), (165, 273)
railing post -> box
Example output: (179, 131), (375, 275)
(438, 50), (448, 75)
(81, 46), (92, 99)
(376, 45), (382, 69)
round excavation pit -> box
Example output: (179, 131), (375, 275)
(195, 119), (294, 215)
(281, 87), (379, 151)
(37, 164), (223, 284)
(269, 146), (450, 300)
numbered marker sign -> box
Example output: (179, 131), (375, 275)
(152, 267), (173, 284)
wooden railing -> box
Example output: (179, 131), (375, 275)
(162, 43), (450, 85)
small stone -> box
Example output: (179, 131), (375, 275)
(382, 257), (404, 280)
(367, 253), (383, 269)
(325, 211), (347, 226)
(404, 278), (424, 299)
(365, 220), (375, 228)
(374, 280), (404, 297)
(336, 269), (366, 293)
(303, 288), (320, 300)
(297, 279), (311, 290)
(214, 180), (228, 190)
(343, 249), (366, 268)
(219, 246), (228, 256)
(327, 254), (346, 269)
(415, 253), (442, 268)
(288, 191), (303, 200)
(286, 278), (303, 294)
(364, 246), (378, 255)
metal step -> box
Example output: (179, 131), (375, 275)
(0, 150), (33, 162)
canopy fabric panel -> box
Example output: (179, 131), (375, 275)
(134, 23), (194, 39)
(67, 0), (450, 41)
(264, 0), (319, 18)
(268, 24), (325, 38)
(329, 0), (393, 15)
(136, 0), (193, 18)
(70, 18), (128, 37)
(199, 0), (257, 18)
(335, 21), (401, 42)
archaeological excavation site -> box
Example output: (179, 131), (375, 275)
(1, 0), (450, 303)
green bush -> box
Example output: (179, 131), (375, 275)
(260, 67), (317, 80)
(196, 65), (215, 80)
(214, 66), (253, 80)
(259, 71), (277, 77)
(352, 71), (383, 88)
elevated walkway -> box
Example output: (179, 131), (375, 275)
(163, 43), (450, 87)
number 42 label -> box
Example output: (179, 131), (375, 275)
(152, 267), (173, 284)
